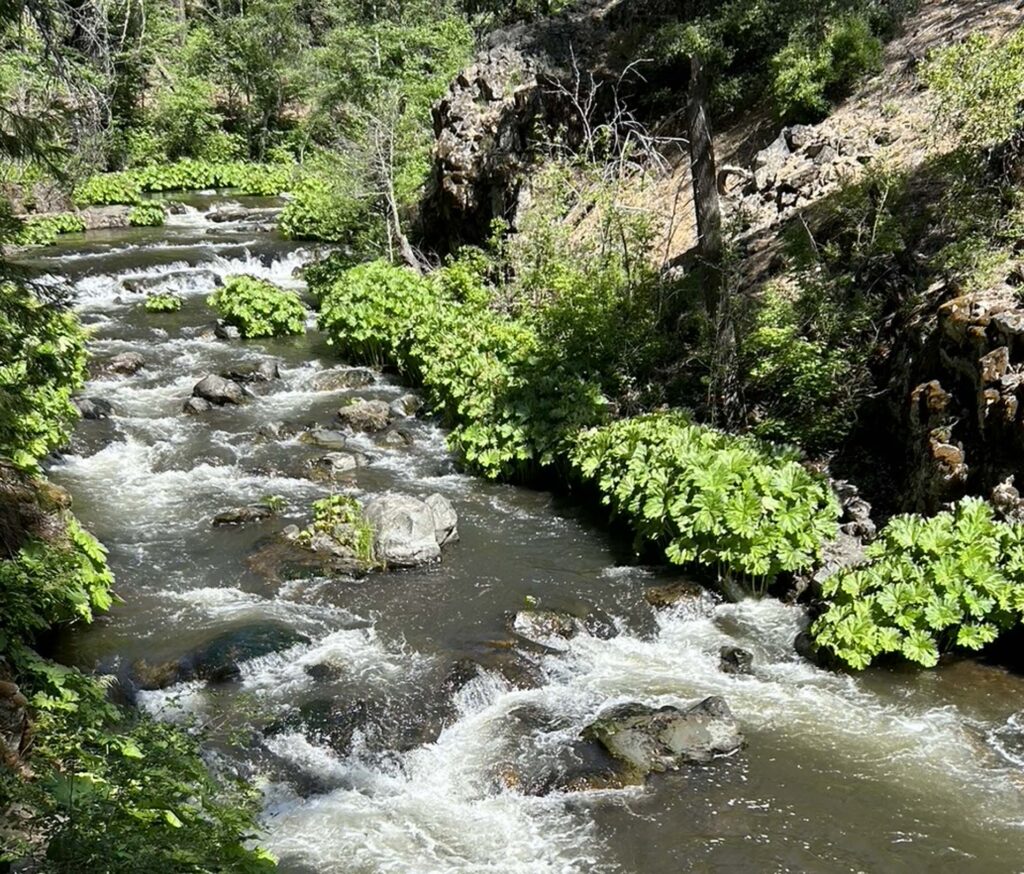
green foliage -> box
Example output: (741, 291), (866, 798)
(279, 172), (376, 245)
(75, 161), (296, 205)
(0, 517), (113, 646)
(14, 213), (86, 246)
(771, 15), (882, 122)
(315, 259), (609, 478)
(812, 498), (1024, 669)
(208, 275), (306, 338)
(297, 494), (375, 564)
(127, 203), (165, 227)
(143, 293), (182, 313)
(0, 281), (87, 470)
(923, 29), (1024, 150)
(1, 652), (276, 872)
(571, 412), (839, 584)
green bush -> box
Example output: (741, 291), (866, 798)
(14, 213), (87, 246)
(127, 203), (165, 227)
(315, 260), (609, 478)
(279, 174), (376, 245)
(812, 498), (1024, 669)
(73, 172), (143, 207)
(1, 653), (275, 872)
(0, 281), (88, 470)
(143, 293), (182, 313)
(208, 275), (306, 338)
(771, 15), (883, 122)
(297, 495), (375, 564)
(571, 412), (839, 585)
(923, 30), (1024, 150)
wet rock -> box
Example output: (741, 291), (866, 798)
(247, 536), (371, 581)
(362, 492), (457, 567)
(214, 320), (242, 341)
(425, 493), (459, 545)
(130, 623), (310, 690)
(390, 393), (423, 418)
(74, 397), (114, 419)
(80, 205), (132, 230)
(312, 367), (376, 391)
(104, 352), (145, 375)
(583, 697), (743, 777)
(182, 397), (212, 415)
(833, 479), (876, 540)
(299, 428), (350, 450)
(643, 581), (716, 610)
(224, 360), (281, 383)
(380, 428), (415, 448)
(193, 374), (244, 406)
(337, 399), (392, 432)
(212, 504), (277, 526)
(307, 451), (370, 482)
(509, 610), (583, 650)
(719, 646), (754, 675)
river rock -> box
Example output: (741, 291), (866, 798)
(425, 493), (459, 545)
(300, 428), (350, 450)
(224, 360), (281, 383)
(643, 581), (716, 610)
(583, 697), (743, 777)
(193, 374), (244, 405)
(129, 623), (310, 690)
(719, 646), (754, 675)
(307, 451), (369, 482)
(74, 397), (114, 419)
(337, 399), (393, 432)
(509, 609), (583, 650)
(214, 320), (242, 340)
(183, 397), (212, 415)
(312, 367), (376, 391)
(212, 504), (277, 526)
(390, 393), (423, 418)
(362, 492), (459, 567)
(380, 428), (415, 448)
(105, 352), (146, 375)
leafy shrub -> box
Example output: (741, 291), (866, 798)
(279, 174), (376, 245)
(15, 213), (87, 246)
(923, 30), (1024, 150)
(771, 16), (883, 122)
(75, 161), (296, 205)
(143, 293), (182, 313)
(0, 516), (113, 646)
(0, 281), (87, 470)
(315, 260), (608, 478)
(208, 276), (306, 338)
(2, 653), (275, 872)
(297, 495), (375, 564)
(812, 498), (1024, 669)
(571, 412), (839, 584)
(127, 203), (165, 227)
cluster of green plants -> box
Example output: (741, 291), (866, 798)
(13, 213), (86, 247)
(143, 293), (182, 314)
(74, 161), (296, 206)
(208, 276), (306, 339)
(297, 494), (375, 564)
(0, 281), (87, 470)
(571, 412), (839, 584)
(127, 203), (166, 227)
(812, 498), (1024, 669)
(0, 650), (276, 872)
(279, 171), (377, 246)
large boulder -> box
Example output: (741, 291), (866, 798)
(193, 374), (244, 406)
(362, 492), (459, 567)
(337, 399), (393, 432)
(583, 697), (743, 777)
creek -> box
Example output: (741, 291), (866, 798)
(18, 194), (1024, 873)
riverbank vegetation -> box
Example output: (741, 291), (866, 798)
(4, 0), (1024, 864)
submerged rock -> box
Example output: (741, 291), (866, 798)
(104, 351), (146, 375)
(583, 697), (743, 777)
(307, 451), (370, 482)
(643, 581), (715, 610)
(362, 492), (460, 567)
(224, 360), (281, 383)
(337, 399), (392, 432)
(509, 610), (583, 650)
(214, 320), (242, 341)
(182, 397), (212, 415)
(299, 428), (350, 450)
(312, 367), (376, 391)
(212, 504), (277, 526)
(193, 374), (244, 406)
(719, 646), (754, 675)
(74, 397), (114, 420)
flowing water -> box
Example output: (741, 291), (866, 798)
(20, 195), (1024, 872)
